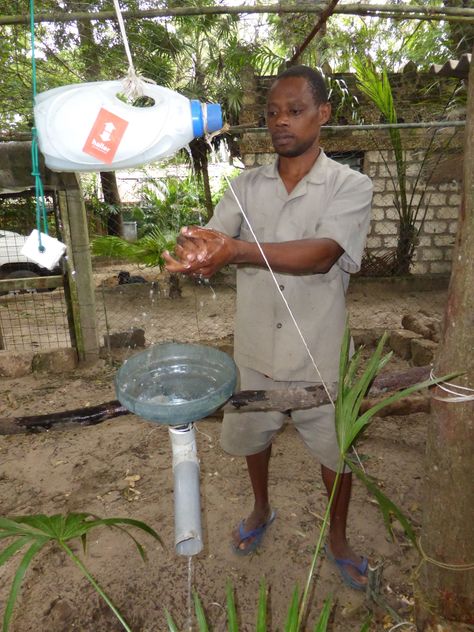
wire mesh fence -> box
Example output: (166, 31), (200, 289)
(0, 288), (72, 351)
(93, 260), (236, 361)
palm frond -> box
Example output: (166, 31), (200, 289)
(334, 324), (461, 550)
(91, 229), (177, 269)
(347, 462), (418, 548)
(0, 513), (161, 632)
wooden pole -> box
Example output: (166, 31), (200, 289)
(0, 365), (432, 435)
(58, 173), (100, 363)
(416, 49), (474, 630)
(2, 3), (474, 25)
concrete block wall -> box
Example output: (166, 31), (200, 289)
(240, 147), (461, 275)
(364, 149), (461, 274)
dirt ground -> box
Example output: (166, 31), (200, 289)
(0, 274), (448, 632)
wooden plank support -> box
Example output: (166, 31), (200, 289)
(0, 365), (432, 435)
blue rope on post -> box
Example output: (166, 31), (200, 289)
(29, 0), (49, 252)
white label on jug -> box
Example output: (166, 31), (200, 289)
(83, 107), (129, 164)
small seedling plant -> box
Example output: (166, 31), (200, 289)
(0, 513), (161, 632)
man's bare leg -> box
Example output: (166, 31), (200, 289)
(321, 465), (367, 585)
(233, 445), (273, 551)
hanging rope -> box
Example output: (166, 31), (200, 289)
(112, 0), (155, 100)
(29, 0), (48, 252)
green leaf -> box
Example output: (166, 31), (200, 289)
(226, 581), (238, 632)
(347, 462), (418, 548)
(359, 614), (373, 632)
(87, 517), (163, 546)
(350, 371), (461, 443)
(0, 513), (162, 632)
(0, 537), (32, 568)
(193, 591), (209, 632)
(284, 586), (300, 632)
(3, 538), (47, 632)
(313, 596), (332, 632)
(256, 579), (267, 632)
(164, 610), (179, 632)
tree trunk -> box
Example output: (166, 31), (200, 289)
(395, 218), (416, 275)
(100, 171), (123, 236)
(416, 49), (474, 630)
(189, 138), (214, 221)
(200, 149), (214, 221)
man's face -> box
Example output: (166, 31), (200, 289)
(266, 76), (331, 158)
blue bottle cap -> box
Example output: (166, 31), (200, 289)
(206, 103), (223, 133)
(190, 100), (204, 137)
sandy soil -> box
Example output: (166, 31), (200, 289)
(0, 276), (448, 632)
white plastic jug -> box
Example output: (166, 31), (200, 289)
(34, 81), (223, 172)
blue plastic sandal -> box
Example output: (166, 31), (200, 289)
(325, 544), (368, 591)
(232, 510), (277, 556)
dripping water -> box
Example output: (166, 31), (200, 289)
(186, 555), (193, 631)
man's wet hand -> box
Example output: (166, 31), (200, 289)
(162, 226), (237, 277)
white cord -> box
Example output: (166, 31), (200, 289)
(430, 369), (474, 403)
(112, 0), (135, 75)
(218, 167), (335, 407)
(112, 0), (156, 99)
(387, 623), (416, 632)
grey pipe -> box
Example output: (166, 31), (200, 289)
(168, 423), (203, 556)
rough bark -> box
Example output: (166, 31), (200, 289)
(416, 49), (474, 630)
(0, 365), (431, 435)
(100, 171), (123, 237)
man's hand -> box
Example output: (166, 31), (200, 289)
(162, 226), (238, 278)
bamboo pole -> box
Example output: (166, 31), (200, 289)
(227, 121), (467, 134)
(1, 3), (474, 26)
(0, 121), (466, 144)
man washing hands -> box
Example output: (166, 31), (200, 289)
(162, 64), (372, 590)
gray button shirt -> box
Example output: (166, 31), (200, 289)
(207, 150), (373, 383)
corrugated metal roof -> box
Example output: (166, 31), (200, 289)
(430, 53), (472, 79)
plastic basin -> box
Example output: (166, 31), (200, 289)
(115, 343), (237, 425)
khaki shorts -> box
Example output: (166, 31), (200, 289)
(220, 366), (346, 472)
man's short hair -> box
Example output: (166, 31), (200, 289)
(275, 65), (328, 105)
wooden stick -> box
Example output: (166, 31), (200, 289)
(288, 0), (341, 65)
(2, 4), (474, 26)
(0, 366), (431, 435)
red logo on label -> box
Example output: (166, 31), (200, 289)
(82, 108), (129, 164)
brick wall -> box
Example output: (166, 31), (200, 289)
(364, 148), (462, 274)
(237, 68), (466, 276)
